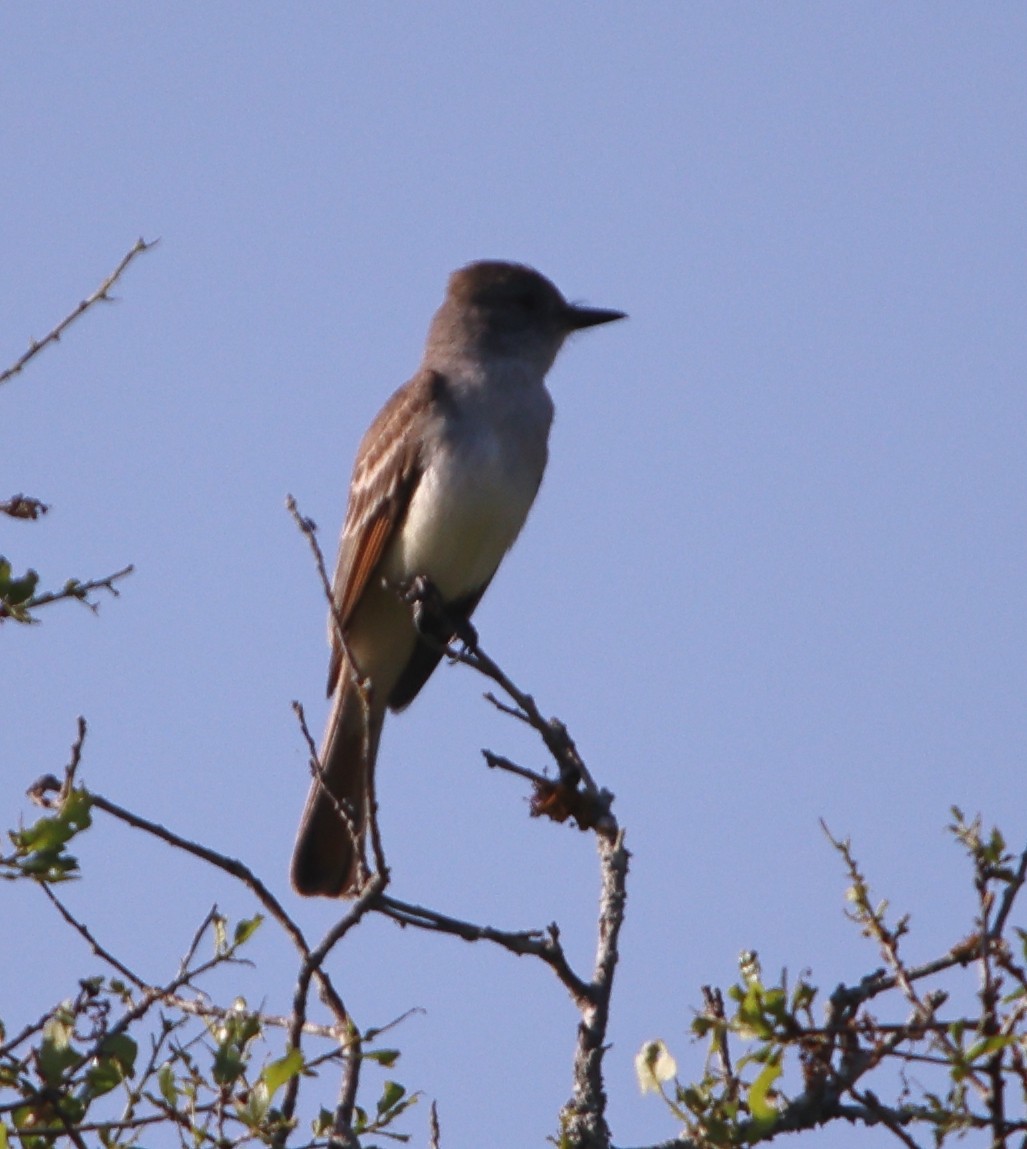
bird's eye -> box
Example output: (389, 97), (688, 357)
(516, 291), (540, 311)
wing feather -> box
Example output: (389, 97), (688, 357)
(325, 371), (441, 696)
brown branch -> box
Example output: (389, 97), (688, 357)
(332, 1026), (363, 1149)
(560, 829), (629, 1149)
(286, 493), (358, 683)
(281, 872), (387, 1126)
(287, 494), (382, 890)
(976, 858), (1007, 1149)
(991, 838), (1027, 939)
(429, 1100), (441, 1149)
(6, 564), (135, 622)
(84, 788), (350, 1033)
(285, 502), (629, 1146)
(1, 237), (157, 386)
(0, 1010), (60, 1061)
(699, 986), (737, 1102)
(40, 883), (148, 990)
(375, 894), (593, 1006)
(455, 640), (608, 805)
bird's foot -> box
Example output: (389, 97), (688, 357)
(398, 575), (478, 650)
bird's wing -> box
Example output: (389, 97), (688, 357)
(325, 370), (442, 696)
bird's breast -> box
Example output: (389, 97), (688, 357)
(384, 398), (550, 599)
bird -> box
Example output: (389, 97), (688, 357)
(291, 260), (625, 896)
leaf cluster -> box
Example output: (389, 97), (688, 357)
(1, 787), (418, 1149)
(638, 813), (1027, 1148)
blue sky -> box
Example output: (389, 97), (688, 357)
(4, 6), (1027, 1146)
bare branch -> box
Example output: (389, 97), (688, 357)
(377, 893), (593, 1005)
(1, 237), (157, 387)
(82, 787), (351, 1032)
(285, 505), (629, 1146)
(40, 883), (148, 990)
(560, 829), (629, 1148)
(287, 493), (381, 890)
(991, 838), (1027, 939)
(2, 564), (135, 624)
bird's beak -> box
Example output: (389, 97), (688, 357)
(564, 304), (628, 331)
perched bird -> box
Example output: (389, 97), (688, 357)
(291, 260), (625, 896)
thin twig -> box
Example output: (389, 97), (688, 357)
(991, 839), (1027, 939)
(375, 894), (593, 1006)
(1, 237), (157, 386)
(286, 493), (381, 888)
(429, 1100), (441, 1149)
(40, 884), (148, 989)
(84, 789), (349, 1028)
(281, 872), (386, 1124)
(292, 700), (364, 879)
(11, 564), (135, 620)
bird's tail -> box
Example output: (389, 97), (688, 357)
(290, 679), (383, 897)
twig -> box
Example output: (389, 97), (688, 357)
(282, 872), (386, 1125)
(375, 894), (593, 1006)
(178, 904), (222, 980)
(84, 788), (350, 1030)
(991, 839), (1027, 939)
(40, 883), (148, 989)
(291, 700), (365, 883)
(286, 494), (382, 889)
(285, 500), (630, 1146)
(333, 1025), (362, 1149)
(1, 237), (157, 386)
(700, 986), (736, 1098)
(285, 493), (353, 673)
(7, 564), (135, 621)
(429, 1100), (441, 1149)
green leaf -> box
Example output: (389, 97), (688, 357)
(212, 1044), (246, 1086)
(102, 1033), (136, 1073)
(747, 1056), (782, 1125)
(261, 1048), (303, 1097)
(377, 1080), (405, 1117)
(10, 790), (93, 883)
(237, 1081), (270, 1128)
(37, 1016), (80, 1084)
(158, 1063), (178, 1106)
(233, 915), (263, 947)
(364, 1048), (400, 1067)
(790, 980), (816, 1013)
(966, 1034), (1014, 1062)
(0, 561), (39, 606)
(84, 1061), (123, 1098)
(84, 1034), (137, 1097)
